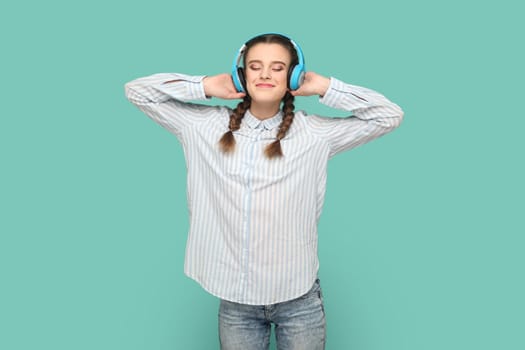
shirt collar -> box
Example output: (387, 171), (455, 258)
(244, 109), (283, 131)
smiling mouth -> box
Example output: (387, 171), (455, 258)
(256, 84), (275, 88)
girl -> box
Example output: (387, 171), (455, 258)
(125, 33), (403, 350)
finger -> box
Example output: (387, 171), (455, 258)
(290, 89), (305, 96)
(228, 92), (246, 99)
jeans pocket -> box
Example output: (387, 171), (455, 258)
(315, 280), (325, 315)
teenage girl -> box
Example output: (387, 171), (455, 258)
(125, 33), (403, 350)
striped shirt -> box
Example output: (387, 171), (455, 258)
(125, 73), (403, 305)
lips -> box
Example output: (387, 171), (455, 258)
(255, 83), (275, 88)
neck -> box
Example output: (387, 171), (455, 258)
(249, 101), (281, 120)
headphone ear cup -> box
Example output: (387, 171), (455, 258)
(289, 65), (305, 90)
(237, 67), (246, 93)
(232, 67), (245, 93)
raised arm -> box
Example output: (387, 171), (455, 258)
(125, 73), (243, 139)
(296, 72), (404, 157)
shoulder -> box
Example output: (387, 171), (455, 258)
(188, 104), (232, 127)
(289, 110), (333, 144)
(294, 109), (342, 132)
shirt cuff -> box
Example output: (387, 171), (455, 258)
(156, 74), (209, 101)
(187, 75), (209, 100)
(319, 77), (348, 108)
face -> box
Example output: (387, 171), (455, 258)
(244, 43), (292, 105)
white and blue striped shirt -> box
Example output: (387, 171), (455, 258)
(125, 73), (403, 305)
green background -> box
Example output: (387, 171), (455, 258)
(1, 0), (523, 349)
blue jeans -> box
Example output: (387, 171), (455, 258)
(219, 279), (326, 350)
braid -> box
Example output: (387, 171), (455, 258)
(265, 92), (295, 158)
(219, 97), (251, 153)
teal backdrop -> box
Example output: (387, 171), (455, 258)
(1, 0), (523, 349)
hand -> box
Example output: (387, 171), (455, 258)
(203, 74), (246, 100)
(290, 72), (330, 97)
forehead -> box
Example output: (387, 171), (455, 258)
(245, 43), (291, 64)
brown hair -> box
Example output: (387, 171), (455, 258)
(219, 34), (299, 158)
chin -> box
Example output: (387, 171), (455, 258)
(249, 90), (286, 103)
(251, 96), (281, 105)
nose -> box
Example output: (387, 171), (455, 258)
(260, 67), (272, 79)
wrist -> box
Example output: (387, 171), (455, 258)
(202, 76), (212, 97)
(317, 76), (331, 97)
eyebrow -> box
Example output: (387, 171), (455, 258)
(247, 59), (288, 66)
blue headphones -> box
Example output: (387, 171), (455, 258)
(231, 34), (306, 93)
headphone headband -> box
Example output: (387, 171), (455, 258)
(231, 33), (306, 93)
